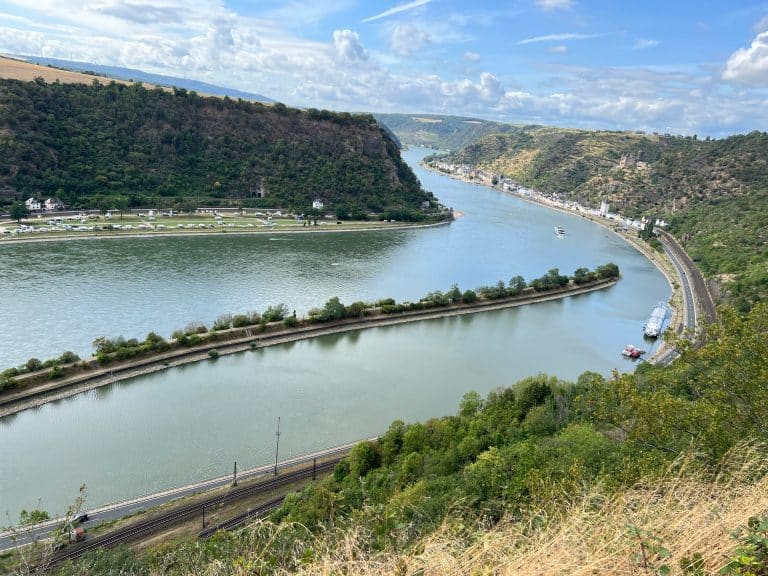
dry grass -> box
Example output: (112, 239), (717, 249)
(0, 56), (142, 86)
(245, 445), (768, 576)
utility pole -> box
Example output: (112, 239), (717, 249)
(273, 416), (281, 476)
(233, 461), (238, 487)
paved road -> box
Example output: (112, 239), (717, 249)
(654, 231), (715, 365)
(0, 439), (367, 552)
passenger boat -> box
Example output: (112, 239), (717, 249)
(554, 226), (566, 237)
(643, 302), (667, 338)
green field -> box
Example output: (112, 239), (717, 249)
(0, 211), (421, 241)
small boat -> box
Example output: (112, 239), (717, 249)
(643, 302), (667, 338)
(621, 344), (646, 359)
(554, 226), (566, 237)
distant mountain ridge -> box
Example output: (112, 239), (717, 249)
(13, 55), (273, 103)
(374, 113), (520, 151)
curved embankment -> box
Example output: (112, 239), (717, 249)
(0, 278), (617, 418)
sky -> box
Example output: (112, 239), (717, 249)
(2, 0), (768, 136)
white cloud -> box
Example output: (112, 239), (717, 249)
(362, 0), (431, 23)
(390, 23), (430, 56)
(2, 0), (768, 135)
(333, 29), (367, 61)
(549, 45), (568, 53)
(753, 14), (768, 33)
(535, 0), (575, 11)
(517, 32), (602, 45)
(633, 38), (659, 50)
(723, 31), (768, 85)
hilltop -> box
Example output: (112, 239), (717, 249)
(0, 78), (434, 216)
(9, 55), (273, 103)
(435, 126), (768, 309)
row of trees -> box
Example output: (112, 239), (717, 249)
(0, 264), (618, 390)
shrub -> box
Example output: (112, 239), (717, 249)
(0, 377), (17, 391)
(57, 351), (80, 364)
(508, 275), (527, 295)
(208, 349), (219, 359)
(346, 301), (370, 317)
(213, 314), (233, 331)
(596, 262), (620, 279)
(573, 267), (596, 284)
(422, 290), (449, 306)
(49, 365), (65, 379)
(232, 314), (253, 328)
(381, 304), (408, 314)
(183, 322), (207, 335)
(283, 316), (299, 328)
(186, 334), (202, 346)
(446, 284), (462, 302)
(319, 297), (347, 321)
(376, 298), (396, 307)
(25, 358), (43, 372)
(263, 303), (288, 322)
(462, 289), (478, 303)
(1, 367), (19, 378)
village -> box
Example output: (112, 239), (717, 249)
(428, 158), (669, 233)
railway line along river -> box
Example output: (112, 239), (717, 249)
(0, 148), (670, 521)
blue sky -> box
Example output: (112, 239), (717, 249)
(2, 0), (768, 135)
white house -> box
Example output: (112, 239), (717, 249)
(312, 198), (324, 210)
(44, 197), (63, 211)
(25, 197), (41, 211)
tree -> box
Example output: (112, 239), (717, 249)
(320, 297), (347, 321)
(509, 275), (527, 295)
(115, 196), (130, 220)
(9, 201), (29, 223)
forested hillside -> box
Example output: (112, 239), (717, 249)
(375, 113), (519, 151)
(440, 127), (768, 309)
(0, 78), (433, 214)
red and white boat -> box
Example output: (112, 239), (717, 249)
(621, 344), (646, 359)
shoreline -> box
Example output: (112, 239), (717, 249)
(423, 163), (683, 361)
(0, 278), (617, 418)
(0, 219), (452, 246)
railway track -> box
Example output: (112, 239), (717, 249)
(198, 496), (286, 538)
(45, 457), (341, 567)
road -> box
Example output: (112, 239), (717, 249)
(654, 231), (716, 365)
(0, 439), (367, 553)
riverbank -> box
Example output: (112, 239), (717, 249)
(0, 218), (452, 246)
(422, 163), (683, 361)
(0, 277), (617, 418)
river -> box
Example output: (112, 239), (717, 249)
(0, 148), (669, 520)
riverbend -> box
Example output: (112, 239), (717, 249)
(0, 148), (669, 520)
